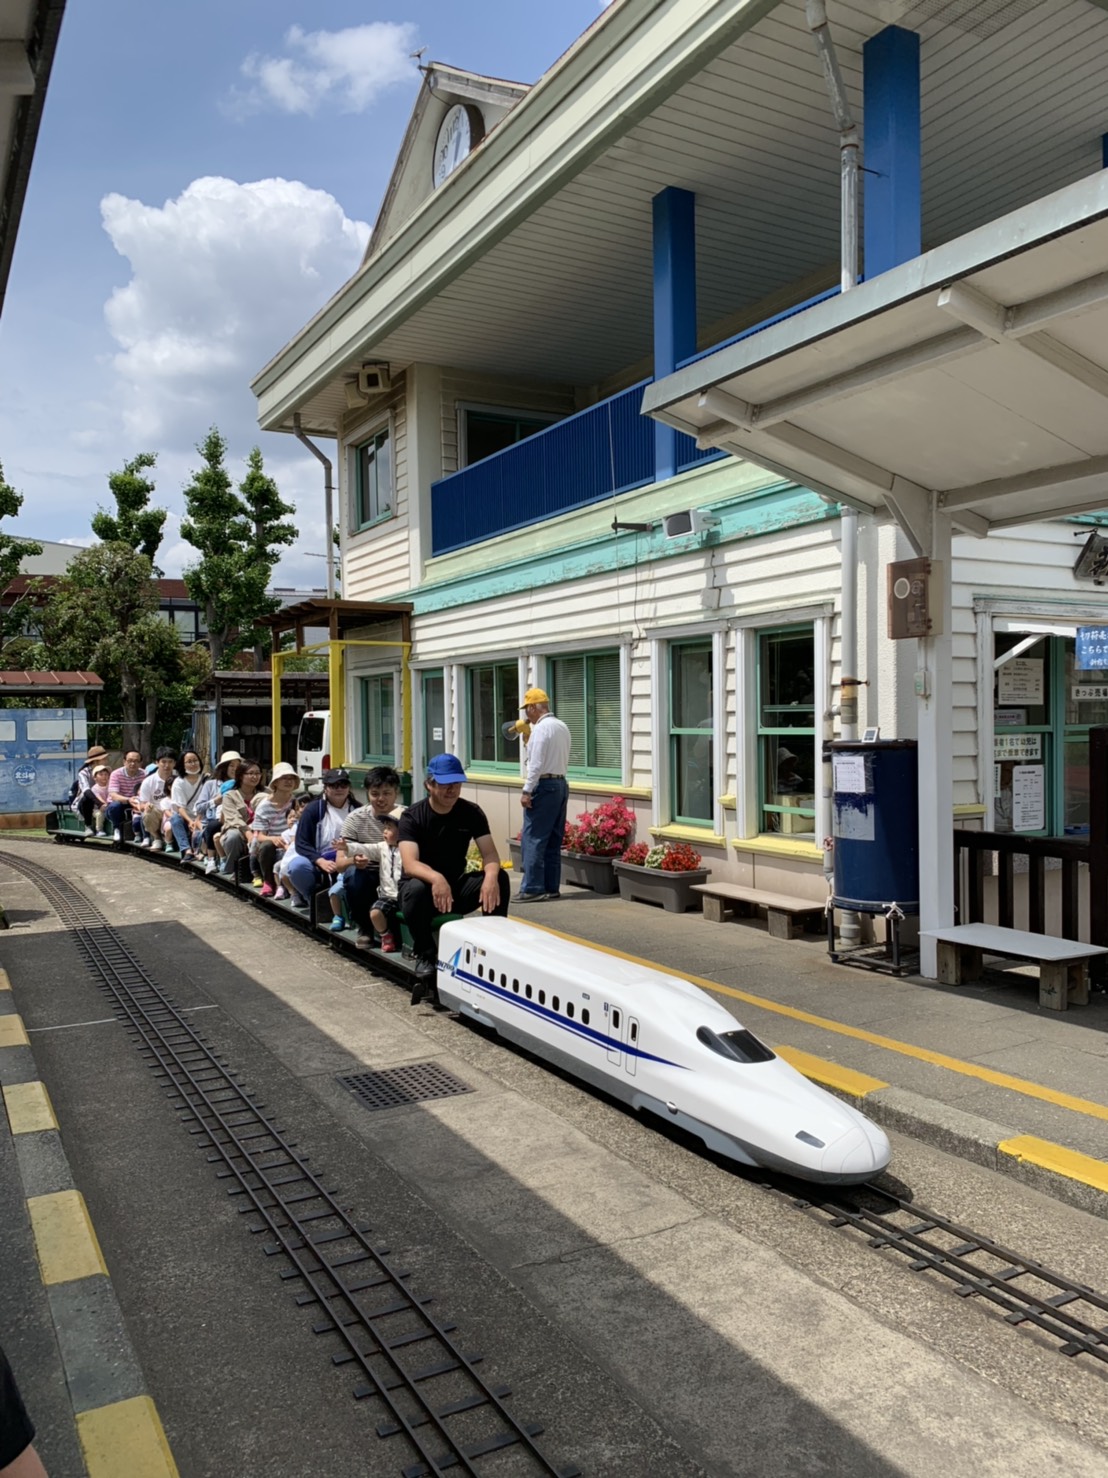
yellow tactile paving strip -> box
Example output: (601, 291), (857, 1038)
(3, 1079), (59, 1134)
(77, 1397), (179, 1478)
(27, 1189), (108, 1285)
(999, 1136), (1108, 1194)
(773, 1045), (888, 1099)
(0, 1012), (30, 1047)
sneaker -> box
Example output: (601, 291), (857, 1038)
(149, 839), (163, 853)
(274, 886), (287, 901)
(252, 877), (264, 889)
(329, 916), (346, 933)
(139, 835), (151, 848)
(180, 851), (194, 864)
(410, 956), (437, 1004)
(291, 899), (309, 911)
(260, 883), (274, 898)
(204, 857), (217, 875)
(515, 890), (548, 903)
(83, 827), (96, 838)
(113, 829), (122, 842)
(379, 931), (398, 954)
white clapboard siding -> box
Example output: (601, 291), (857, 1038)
(343, 384), (412, 600)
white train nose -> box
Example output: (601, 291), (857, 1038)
(820, 1124), (891, 1180)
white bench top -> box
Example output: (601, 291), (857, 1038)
(922, 923), (1108, 962)
(691, 882), (823, 912)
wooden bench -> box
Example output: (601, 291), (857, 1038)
(691, 882), (824, 940)
(921, 924), (1108, 1011)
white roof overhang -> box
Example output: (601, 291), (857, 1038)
(643, 171), (1108, 548)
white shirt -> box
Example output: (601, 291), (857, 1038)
(320, 802), (348, 851)
(522, 713), (572, 794)
(139, 773), (174, 812)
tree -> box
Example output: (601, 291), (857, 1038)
(180, 427), (252, 671)
(0, 460), (43, 655)
(238, 446), (297, 669)
(31, 543), (187, 754)
(90, 453), (167, 566)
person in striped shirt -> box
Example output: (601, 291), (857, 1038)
(248, 763), (300, 895)
(105, 751), (145, 841)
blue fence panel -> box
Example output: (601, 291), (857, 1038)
(431, 381), (655, 556)
(676, 436), (726, 473)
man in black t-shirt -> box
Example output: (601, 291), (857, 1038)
(0, 1345), (45, 1476)
(398, 753), (510, 1002)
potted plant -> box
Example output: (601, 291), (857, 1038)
(560, 796), (636, 894)
(614, 840), (711, 912)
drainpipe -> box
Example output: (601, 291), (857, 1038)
(807, 0), (862, 939)
(293, 413), (335, 599)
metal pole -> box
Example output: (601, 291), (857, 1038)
(1089, 726), (1107, 985)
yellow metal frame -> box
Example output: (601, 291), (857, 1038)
(270, 639), (412, 773)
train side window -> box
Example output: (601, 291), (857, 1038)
(581, 1008), (589, 1025)
(552, 996), (560, 1012)
(512, 978), (519, 993)
(477, 964), (484, 978)
(465, 948), (471, 964)
(630, 1021), (638, 1044)
(525, 984), (532, 999)
(500, 972), (507, 987)
(538, 990), (546, 1006)
(566, 1002), (574, 1018)
(612, 1009), (621, 1030)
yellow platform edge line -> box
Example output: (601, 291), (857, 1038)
(3, 1079), (58, 1134)
(0, 1013), (29, 1047)
(998, 1135), (1108, 1194)
(27, 1189), (108, 1285)
(774, 1045), (888, 1099)
(0, 966), (11, 989)
(521, 920), (1108, 1125)
(77, 1396), (179, 1478)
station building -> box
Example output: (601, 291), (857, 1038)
(252, 0), (1108, 976)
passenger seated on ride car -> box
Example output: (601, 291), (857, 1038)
(89, 764), (112, 834)
(105, 751), (145, 842)
(333, 765), (403, 948)
(169, 751), (216, 862)
(249, 763), (298, 896)
(274, 796), (306, 901)
(216, 760), (263, 875)
(137, 747), (177, 851)
(365, 815), (403, 953)
(284, 768), (358, 910)
(199, 751), (241, 872)
(72, 745), (110, 834)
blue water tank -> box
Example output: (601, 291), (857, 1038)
(829, 740), (919, 915)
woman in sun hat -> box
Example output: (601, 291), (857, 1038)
(71, 744), (111, 835)
(248, 762), (300, 895)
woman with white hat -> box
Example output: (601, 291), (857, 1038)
(248, 763), (300, 896)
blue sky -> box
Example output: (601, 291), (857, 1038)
(0, 0), (610, 585)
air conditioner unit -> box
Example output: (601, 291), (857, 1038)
(663, 508), (721, 538)
(357, 363), (391, 396)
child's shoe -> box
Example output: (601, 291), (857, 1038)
(329, 916), (346, 933)
(274, 886), (287, 901)
(252, 877), (264, 888)
(380, 931), (398, 953)
(260, 883), (274, 898)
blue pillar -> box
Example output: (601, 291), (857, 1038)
(863, 26), (921, 278)
(652, 187), (696, 481)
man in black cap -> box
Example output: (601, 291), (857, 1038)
(399, 753), (510, 1003)
(284, 767), (359, 907)
(70, 744), (110, 835)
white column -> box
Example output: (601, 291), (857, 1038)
(406, 363), (444, 588)
(917, 509), (954, 977)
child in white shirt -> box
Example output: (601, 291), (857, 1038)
(366, 816), (403, 952)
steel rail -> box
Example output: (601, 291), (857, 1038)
(0, 849), (579, 1478)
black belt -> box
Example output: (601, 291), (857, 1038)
(540, 773), (565, 779)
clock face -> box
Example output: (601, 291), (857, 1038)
(432, 104), (482, 188)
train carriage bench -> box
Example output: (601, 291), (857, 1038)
(921, 924), (1108, 1012)
(691, 882), (824, 940)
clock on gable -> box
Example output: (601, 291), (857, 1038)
(432, 103), (485, 188)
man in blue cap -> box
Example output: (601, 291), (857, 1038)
(398, 753), (510, 1004)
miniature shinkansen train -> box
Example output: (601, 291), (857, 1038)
(436, 917), (891, 1185)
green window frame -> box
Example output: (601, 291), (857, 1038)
(756, 625), (816, 836)
(421, 668), (446, 766)
(668, 640), (714, 826)
(547, 649), (621, 780)
(466, 662), (520, 770)
(354, 425), (392, 529)
(360, 674), (396, 765)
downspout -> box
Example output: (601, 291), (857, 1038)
(293, 413), (336, 599)
(807, 0), (861, 938)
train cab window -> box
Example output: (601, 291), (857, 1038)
(525, 984), (532, 999)
(552, 996), (560, 1012)
(581, 1008), (589, 1025)
(612, 1009), (621, 1030)
(567, 1002), (574, 1019)
(538, 990), (546, 1006)
(696, 1026), (776, 1063)
(512, 978), (519, 993)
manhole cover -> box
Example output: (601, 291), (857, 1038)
(337, 1062), (473, 1111)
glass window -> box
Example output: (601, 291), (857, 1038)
(548, 650), (621, 778)
(669, 641), (713, 824)
(422, 669), (445, 764)
(1061, 639), (1108, 836)
(463, 408), (557, 467)
(993, 632), (1051, 835)
(360, 674), (395, 764)
(467, 662), (519, 767)
(757, 626), (815, 836)
(355, 426), (392, 528)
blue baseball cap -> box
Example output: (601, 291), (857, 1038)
(427, 753), (467, 784)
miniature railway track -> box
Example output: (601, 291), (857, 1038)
(0, 849), (580, 1478)
(792, 1181), (1108, 1365)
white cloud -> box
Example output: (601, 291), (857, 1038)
(232, 22), (418, 117)
(100, 175), (369, 448)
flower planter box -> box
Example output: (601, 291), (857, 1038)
(560, 850), (619, 894)
(613, 861), (711, 913)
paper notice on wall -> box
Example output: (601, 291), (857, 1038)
(832, 754), (866, 794)
(997, 658), (1043, 704)
(432, 727), (443, 741)
(1011, 765), (1045, 833)
(994, 733), (1041, 760)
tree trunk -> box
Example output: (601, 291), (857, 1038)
(207, 602), (224, 670)
(120, 663), (142, 756)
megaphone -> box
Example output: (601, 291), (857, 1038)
(501, 719), (532, 743)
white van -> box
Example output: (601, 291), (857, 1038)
(296, 710), (331, 790)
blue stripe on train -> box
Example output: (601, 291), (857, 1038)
(443, 958), (687, 1070)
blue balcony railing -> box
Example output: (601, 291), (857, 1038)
(431, 380), (723, 556)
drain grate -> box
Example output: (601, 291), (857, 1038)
(338, 1062), (473, 1111)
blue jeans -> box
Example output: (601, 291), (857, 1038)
(105, 801), (141, 838)
(521, 777), (569, 895)
(170, 814), (200, 854)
